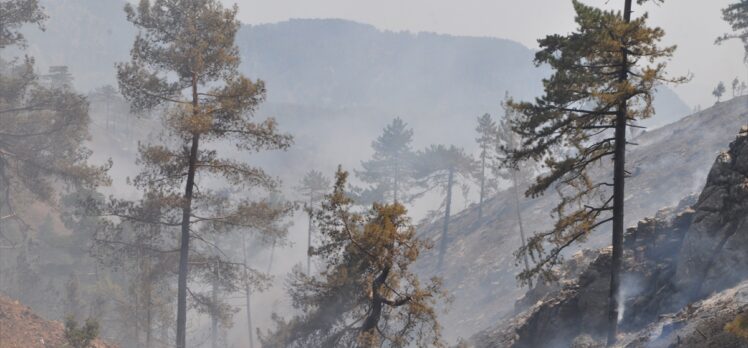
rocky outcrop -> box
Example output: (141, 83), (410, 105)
(617, 281), (748, 348)
(470, 127), (748, 348)
(470, 199), (695, 348)
(672, 126), (748, 305)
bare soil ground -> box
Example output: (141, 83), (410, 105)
(0, 293), (115, 348)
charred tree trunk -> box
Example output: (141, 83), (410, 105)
(511, 170), (532, 288)
(437, 167), (455, 271)
(360, 266), (390, 335)
(607, 0), (632, 345)
(176, 74), (201, 348)
(307, 194), (313, 275)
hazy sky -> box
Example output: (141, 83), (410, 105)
(226, 0), (745, 110)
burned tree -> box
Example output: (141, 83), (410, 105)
(261, 168), (446, 348)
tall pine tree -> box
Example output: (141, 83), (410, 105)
(506, 1), (683, 344)
(475, 113), (497, 220)
(115, 1), (292, 346)
(0, 0), (110, 264)
(356, 117), (417, 204)
(414, 145), (477, 271)
(296, 170), (331, 274)
(495, 93), (537, 288)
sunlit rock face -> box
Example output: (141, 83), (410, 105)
(470, 128), (748, 348)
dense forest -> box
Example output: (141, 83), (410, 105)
(3, 0), (748, 348)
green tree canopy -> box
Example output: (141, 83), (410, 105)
(356, 117), (417, 204)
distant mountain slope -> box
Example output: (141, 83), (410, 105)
(416, 96), (748, 340)
(237, 19), (543, 114)
(17, 1), (689, 134)
(11, 2), (692, 194)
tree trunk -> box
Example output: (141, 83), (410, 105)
(360, 266), (390, 335)
(176, 75), (201, 348)
(241, 233), (255, 348)
(144, 256), (153, 348)
(134, 271), (141, 348)
(307, 194), (313, 275)
(211, 261), (219, 348)
(437, 167), (455, 271)
(394, 163), (400, 204)
(479, 152), (486, 220)
(607, 0), (632, 345)
(511, 170), (532, 288)
(267, 239), (275, 274)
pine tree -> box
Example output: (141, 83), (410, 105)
(714, 81), (726, 102)
(494, 93), (537, 288)
(506, 1), (683, 344)
(115, 1), (292, 346)
(296, 170), (331, 274)
(733, 77), (740, 97)
(0, 1), (109, 308)
(43, 66), (73, 90)
(475, 113), (497, 220)
(0, 0), (47, 49)
(717, 0), (748, 62)
(260, 168), (446, 348)
(88, 85), (122, 131)
(414, 145), (477, 271)
(95, 191), (177, 348)
(0, 0), (109, 226)
(356, 117), (417, 204)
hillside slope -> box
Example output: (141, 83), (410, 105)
(415, 96), (748, 340)
(469, 126), (748, 347)
(0, 294), (115, 348)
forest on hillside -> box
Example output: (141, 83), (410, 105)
(3, 1), (748, 348)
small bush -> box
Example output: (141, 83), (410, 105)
(64, 316), (100, 348)
(725, 312), (748, 341)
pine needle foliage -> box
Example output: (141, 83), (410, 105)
(261, 168), (446, 348)
(114, 1), (292, 346)
(507, 0), (684, 285)
(716, 0), (748, 62)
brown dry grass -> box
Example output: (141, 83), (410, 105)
(0, 293), (115, 348)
